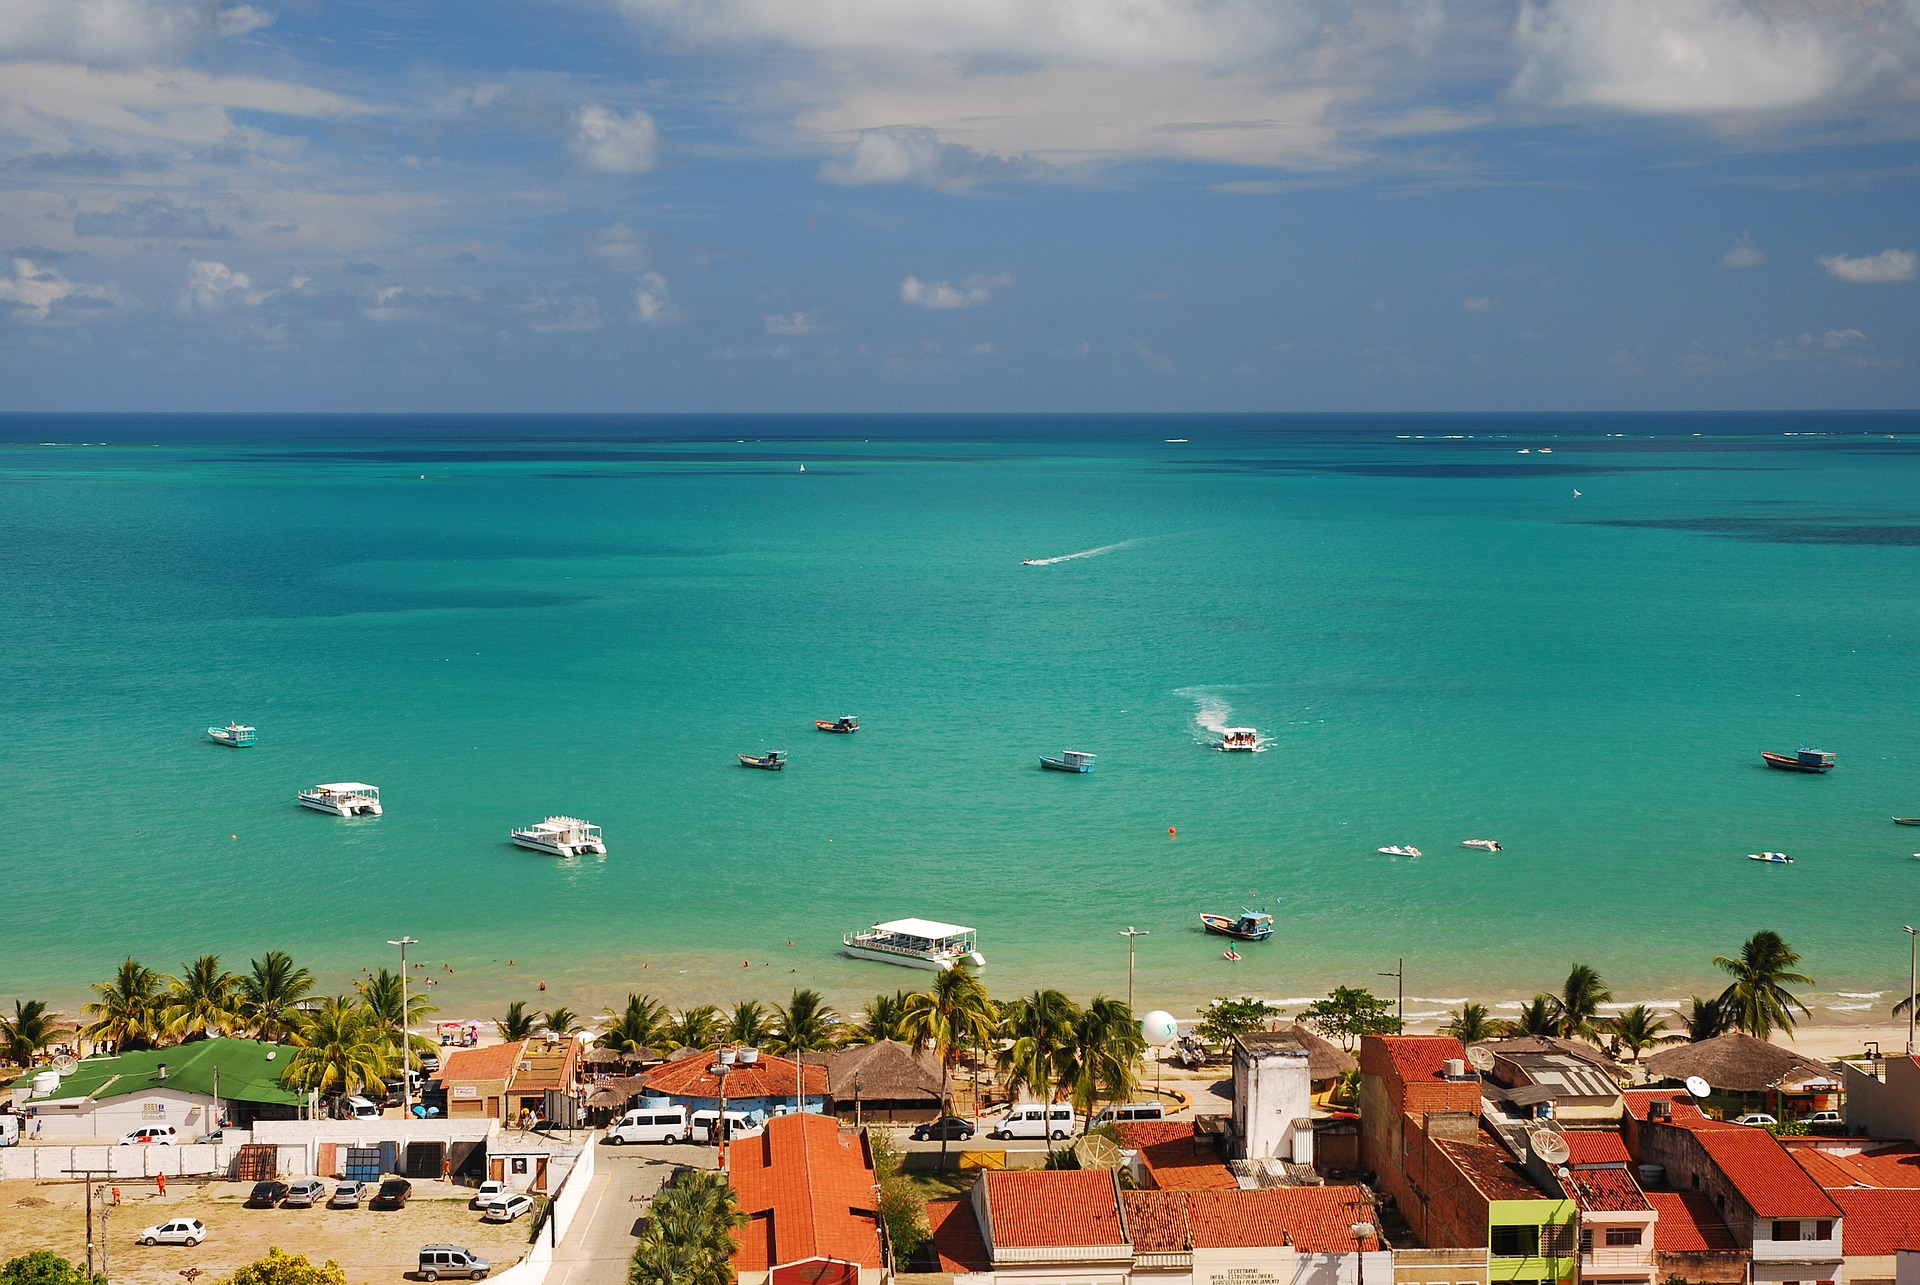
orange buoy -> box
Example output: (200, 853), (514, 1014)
(1168, 826), (1176, 838)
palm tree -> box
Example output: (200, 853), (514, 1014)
(855, 990), (912, 1043)
(236, 951), (316, 1044)
(1445, 1002), (1498, 1045)
(544, 1007), (584, 1038)
(0, 1000), (58, 1069)
(600, 994), (668, 1053)
(997, 989), (1080, 1127)
(281, 996), (395, 1098)
(1713, 930), (1814, 1039)
(1514, 995), (1557, 1037)
(82, 958), (166, 1051)
(1680, 995), (1728, 1042)
(1551, 964), (1612, 1043)
(663, 1005), (721, 1051)
(496, 1000), (538, 1042)
(725, 1000), (771, 1048)
(163, 956), (242, 1042)
(356, 968), (439, 1066)
(1064, 997), (1145, 1132)
(1607, 1004), (1678, 1063)
(767, 989), (839, 1056)
(901, 965), (997, 1167)
(629, 1168), (745, 1285)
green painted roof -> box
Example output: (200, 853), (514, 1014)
(11, 1038), (304, 1107)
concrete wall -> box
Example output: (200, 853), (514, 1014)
(1234, 1044), (1313, 1164)
(1632, 1126), (1752, 1245)
(0, 1141), (304, 1181)
(1295, 1251), (1392, 1285)
(1843, 1057), (1920, 1141)
(22, 1088), (222, 1140)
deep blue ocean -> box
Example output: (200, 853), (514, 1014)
(3, 412), (1916, 1029)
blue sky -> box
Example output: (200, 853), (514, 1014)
(1, 0), (1915, 412)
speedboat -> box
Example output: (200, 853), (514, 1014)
(1022, 559), (1040, 565)
(511, 817), (606, 857)
(1216, 728), (1260, 752)
(739, 750), (787, 771)
(1761, 748), (1835, 773)
(814, 716), (859, 734)
(207, 722), (256, 747)
(1200, 911), (1273, 941)
(843, 918), (985, 971)
(1748, 852), (1793, 864)
(1462, 839), (1502, 852)
(1040, 750), (1096, 773)
(1378, 845), (1421, 857)
(298, 783), (381, 816)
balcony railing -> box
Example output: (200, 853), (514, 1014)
(1580, 1247), (1655, 1274)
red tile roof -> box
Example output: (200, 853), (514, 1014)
(1788, 1140), (1920, 1189)
(643, 1050), (827, 1100)
(727, 1113), (883, 1272)
(1691, 1126), (1842, 1218)
(440, 1040), (526, 1083)
(1560, 1164), (1650, 1213)
(1376, 1035), (1468, 1087)
(924, 1199), (989, 1274)
(1622, 1089), (1715, 1125)
(1119, 1188), (1383, 1255)
(981, 1170), (1126, 1248)
(1433, 1129), (1549, 1203)
(1114, 1121), (1238, 1191)
(1830, 1188), (1920, 1255)
(1562, 1131), (1631, 1164)
(1644, 1191), (1738, 1251)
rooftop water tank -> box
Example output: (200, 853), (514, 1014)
(31, 1072), (60, 1098)
(1442, 1058), (1467, 1078)
(1637, 1163), (1666, 1187)
(738, 1048), (760, 1064)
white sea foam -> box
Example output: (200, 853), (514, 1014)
(1407, 1011), (1448, 1021)
(1826, 1003), (1873, 1012)
(1493, 1001), (1525, 1011)
(1837, 991), (1885, 999)
(1410, 997), (1468, 1005)
(1174, 685), (1271, 750)
(1022, 539), (1139, 566)
(1599, 999), (1684, 1011)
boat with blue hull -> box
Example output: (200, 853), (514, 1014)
(1200, 910), (1274, 941)
(739, 750), (787, 771)
(207, 723), (256, 747)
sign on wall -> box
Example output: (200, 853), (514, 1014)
(1194, 1247), (1296, 1285)
(142, 1103), (166, 1119)
(453, 1086), (480, 1099)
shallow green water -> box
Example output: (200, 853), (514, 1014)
(3, 413), (1917, 1027)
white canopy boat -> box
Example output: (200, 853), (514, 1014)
(843, 918), (986, 972)
(1377, 845), (1421, 857)
(298, 783), (382, 817)
(1217, 727), (1260, 752)
(512, 816), (606, 857)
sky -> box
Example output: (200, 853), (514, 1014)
(0, 0), (1916, 413)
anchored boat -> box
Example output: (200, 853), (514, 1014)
(815, 716), (860, 734)
(1748, 851), (1793, 864)
(1040, 750), (1096, 773)
(739, 750), (788, 771)
(207, 723), (256, 748)
(1761, 748), (1835, 773)
(298, 783), (381, 816)
(512, 817), (606, 857)
(1462, 839), (1502, 852)
(1894, 818), (1920, 826)
(1378, 845), (1421, 857)
(1200, 910), (1274, 941)
(843, 918), (985, 972)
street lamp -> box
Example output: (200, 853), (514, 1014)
(387, 937), (419, 1119)
(1118, 927), (1149, 1010)
(710, 1055), (734, 1171)
(1905, 926), (1917, 1056)
(1377, 959), (1404, 1031)
(1349, 1221), (1375, 1285)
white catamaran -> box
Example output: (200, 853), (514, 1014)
(298, 783), (382, 816)
(843, 918), (986, 972)
(511, 816), (607, 857)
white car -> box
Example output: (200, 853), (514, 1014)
(481, 1194), (535, 1224)
(1733, 1112), (1777, 1126)
(1804, 1111), (1844, 1125)
(120, 1126), (178, 1145)
(138, 1218), (206, 1246)
(468, 1180), (507, 1209)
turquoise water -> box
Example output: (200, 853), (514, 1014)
(3, 413), (1918, 1028)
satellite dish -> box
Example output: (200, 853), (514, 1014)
(1529, 1130), (1570, 1165)
(1074, 1134), (1124, 1170)
(1141, 1010), (1179, 1045)
(1685, 1075), (1712, 1100)
(1466, 1046), (1495, 1072)
(51, 1055), (78, 1075)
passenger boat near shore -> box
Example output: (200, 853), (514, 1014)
(815, 716), (859, 734)
(739, 750), (787, 771)
(1216, 728), (1260, 752)
(298, 783), (381, 816)
(1200, 910), (1274, 941)
(1748, 851), (1793, 864)
(843, 918), (986, 971)
(1040, 750), (1096, 773)
(1378, 845), (1421, 857)
(207, 722), (256, 747)
(1761, 748), (1835, 773)
(511, 817), (606, 857)
(1462, 839), (1502, 852)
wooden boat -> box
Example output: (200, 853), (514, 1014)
(1761, 748), (1835, 773)
(1748, 851), (1793, 864)
(1040, 750), (1096, 773)
(738, 750), (787, 771)
(1200, 911), (1273, 942)
(1894, 818), (1920, 826)
(815, 716), (860, 734)
(207, 722), (256, 747)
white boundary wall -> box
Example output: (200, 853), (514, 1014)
(483, 1131), (595, 1285)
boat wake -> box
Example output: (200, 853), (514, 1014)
(1022, 539), (1140, 566)
(1174, 686), (1268, 751)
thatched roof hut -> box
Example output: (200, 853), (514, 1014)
(581, 1046), (626, 1069)
(812, 1039), (945, 1120)
(1644, 1032), (1840, 1095)
(1281, 1024), (1358, 1083)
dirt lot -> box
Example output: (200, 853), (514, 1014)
(0, 1177), (536, 1285)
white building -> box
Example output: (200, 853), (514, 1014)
(1231, 1032), (1315, 1166)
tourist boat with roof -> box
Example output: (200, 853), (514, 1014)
(1200, 910), (1273, 941)
(1761, 748), (1835, 773)
(843, 918), (986, 971)
(1216, 728), (1260, 752)
(298, 783), (382, 816)
(815, 715), (859, 734)
(739, 750), (787, 771)
(511, 817), (606, 857)
(1040, 750), (1096, 773)
(207, 722), (256, 748)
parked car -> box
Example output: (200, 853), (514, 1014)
(988, 1103), (1079, 1141)
(1733, 1112), (1778, 1126)
(1090, 1102), (1166, 1127)
(911, 1116), (976, 1142)
(283, 1179), (327, 1208)
(372, 1177), (413, 1210)
(417, 1245), (490, 1281)
(606, 1107), (689, 1145)
(138, 1218), (207, 1246)
(246, 1180), (290, 1208)
(120, 1126), (178, 1145)
(342, 1095), (382, 1120)
(480, 1194), (535, 1224)
(1804, 1111), (1844, 1125)
(419, 1053), (441, 1075)
(468, 1180), (507, 1210)
(327, 1182), (365, 1209)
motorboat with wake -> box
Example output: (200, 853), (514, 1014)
(1462, 839), (1502, 852)
(1748, 851), (1793, 864)
(207, 722), (256, 747)
(1761, 748), (1835, 773)
(739, 750), (787, 771)
(1216, 728), (1260, 752)
(815, 715), (859, 734)
(298, 783), (381, 816)
(1040, 750), (1096, 773)
(512, 817), (606, 857)
(1378, 845), (1421, 857)
(1200, 910), (1273, 941)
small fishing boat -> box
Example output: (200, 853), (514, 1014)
(1216, 727), (1260, 752)
(298, 783), (381, 816)
(815, 715), (860, 734)
(207, 722), (256, 747)
(1895, 818), (1920, 826)
(1748, 851), (1793, 864)
(1378, 845), (1421, 857)
(511, 816), (606, 857)
(1040, 750), (1096, 773)
(1761, 748), (1836, 773)
(739, 750), (787, 771)
(843, 918), (985, 971)
(1462, 839), (1502, 852)
(1201, 911), (1274, 941)
(1223, 948), (1242, 962)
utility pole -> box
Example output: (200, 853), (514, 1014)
(1118, 927), (1149, 1010)
(388, 936), (420, 1118)
(62, 1168), (113, 1275)
(1378, 959), (1404, 1031)
(1905, 926), (1917, 1056)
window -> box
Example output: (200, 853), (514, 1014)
(1540, 1224), (1576, 1256)
(1490, 1225), (1539, 1257)
(511, 1157), (528, 1175)
(1579, 1231), (1592, 1253)
(1815, 1220), (1834, 1240)
(1773, 1220), (1801, 1241)
(1605, 1228), (1642, 1247)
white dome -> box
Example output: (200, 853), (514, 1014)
(1141, 1010), (1179, 1045)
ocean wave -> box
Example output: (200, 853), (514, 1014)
(1826, 1003), (1873, 1012)
(1406, 1011), (1448, 1021)
(1599, 999), (1685, 1010)
(1837, 991), (1885, 999)
(1410, 997), (1468, 1005)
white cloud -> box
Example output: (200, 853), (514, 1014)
(572, 105), (658, 174)
(1512, 0), (1905, 114)
(968, 342), (994, 355)
(0, 0), (273, 66)
(633, 271), (679, 324)
(901, 273), (1012, 310)
(1721, 232), (1762, 268)
(589, 222), (651, 268)
(817, 126), (1037, 191)
(181, 259), (267, 312)
(1818, 248), (1916, 283)
(763, 311), (819, 335)
(0, 257), (119, 319)
(1462, 296), (1493, 311)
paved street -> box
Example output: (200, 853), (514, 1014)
(548, 1142), (712, 1285)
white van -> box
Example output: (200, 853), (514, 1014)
(342, 1095), (382, 1120)
(989, 1103), (1078, 1140)
(0, 1116), (21, 1147)
(1090, 1103), (1165, 1128)
(606, 1106), (689, 1145)
(689, 1110), (760, 1144)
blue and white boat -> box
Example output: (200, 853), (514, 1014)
(1748, 851), (1793, 864)
(844, 918), (986, 972)
(1040, 750), (1096, 773)
(1200, 910), (1274, 941)
(207, 722), (256, 747)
